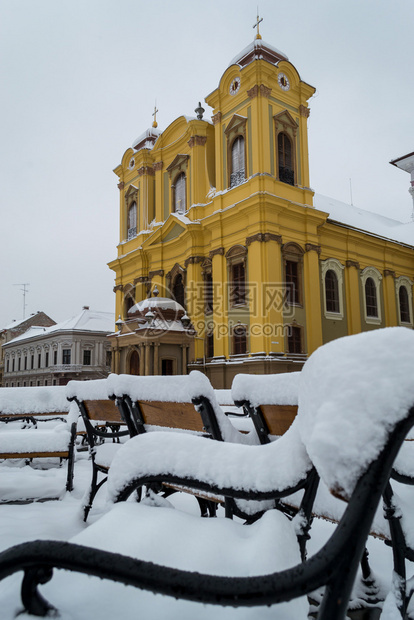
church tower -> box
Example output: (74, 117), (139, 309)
(108, 23), (413, 387)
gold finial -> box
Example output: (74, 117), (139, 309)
(253, 11), (263, 39)
(152, 103), (159, 128)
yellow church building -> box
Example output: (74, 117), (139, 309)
(107, 30), (414, 388)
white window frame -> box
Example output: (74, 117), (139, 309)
(361, 267), (382, 324)
(396, 276), (413, 326)
(321, 258), (344, 320)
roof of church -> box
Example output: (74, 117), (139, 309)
(228, 38), (288, 68)
(314, 194), (414, 247)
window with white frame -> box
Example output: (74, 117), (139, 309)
(321, 258), (344, 319)
(396, 276), (413, 325)
(361, 267), (382, 324)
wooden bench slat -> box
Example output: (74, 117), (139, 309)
(138, 401), (206, 433)
(84, 400), (123, 423)
(0, 451), (69, 459)
(260, 405), (298, 436)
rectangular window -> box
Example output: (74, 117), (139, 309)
(45, 352), (49, 367)
(53, 350), (57, 365)
(230, 262), (246, 306)
(106, 350), (112, 368)
(83, 350), (91, 366)
(24, 356), (27, 370)
(38, 353), (41, 368)
(62, 349), (71, 365)
(18, 358), (21, 371)
(206, 332), (214, 358)
(6, 360), (9, 373)
(285, 261), (299, 304)
(205, 272), (213, 314)
(233, 324), (247, 355)
(12, 359), (15, 372)
(288, 326), (302, 354)
(31, 355), (34, 370)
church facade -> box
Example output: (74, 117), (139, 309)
(108, 34), (414, 388)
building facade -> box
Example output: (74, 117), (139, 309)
(0, 312), (56, 386)
(3, 308), (113, 387)
(108, 34), (414, 388)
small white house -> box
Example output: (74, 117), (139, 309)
(2, 307), (114, 387)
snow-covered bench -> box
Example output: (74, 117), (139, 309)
(0, 386), (69, 427)
(66, 378), (136, 521)
(106, 371), (260, 518)
(2, 327), (414, 619)
(232, 372), (300, 443)
(0, 387), (77, 492)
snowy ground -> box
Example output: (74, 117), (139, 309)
(0, 447), (406, 620)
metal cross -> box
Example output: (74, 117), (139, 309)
(253, 12), (263, 38)
(152, 104), (159, 128)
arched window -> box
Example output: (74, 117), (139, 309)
(127, 201), (137, 240)
(278, 132), (294, 185)
(230, 136), (245, 188)
(172, 274), (185, 308)
(174, 173), (186, 213)
(365, 277), (378, 318)
(399, 285), (410, 323)
(325, 270), (340, 313)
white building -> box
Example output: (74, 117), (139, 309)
(2, 308), (114, 387)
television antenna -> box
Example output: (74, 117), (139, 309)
(13, 283), (30, 319)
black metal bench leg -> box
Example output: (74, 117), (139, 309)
(83, 467), (107, 522)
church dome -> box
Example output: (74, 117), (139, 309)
(128, 295), (186, 322)
(228, 38), (288, 69)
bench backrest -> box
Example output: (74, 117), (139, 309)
(134, 400), (207, 433)
(82, 399), (124, 423)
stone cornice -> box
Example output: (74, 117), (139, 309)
(138, 166), (155, 177)
(117, 182), (125, 190)
(247, 84), (272, 99)
(246, 232), (283, 246)
(346, 260), (360, 269)
(184, 255), (205, 268)
(188, 136), (207, 148)
(153, 161), (163, 171)
(305, 243), (321, 255)
(384, 269), (396, 278)
(113, 285), (123, 292)
(209, 247), (225, 259)
(148, 270), (164, 278)
(211, 112), (222, 125)
(134, 276), (149, 284)
(299, 105), (310, 118)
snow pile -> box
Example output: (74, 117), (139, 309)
(0, 386), (69, 414)
(298, 327), (414, 499)
(66, 378), (111, 401)
(0, 426), (71, 454)
(107, 419), (311, 511)
(231, 372), (300, 406)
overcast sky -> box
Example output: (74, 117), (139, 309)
(0, 0), (412, 329)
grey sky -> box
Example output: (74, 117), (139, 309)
(0, 0), (412, 329)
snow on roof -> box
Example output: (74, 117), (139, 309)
(314, 193), (414, 247)
(5, 309), (114, 345)
(228, 38), (288, 68)
(132, 127), (161, 151)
